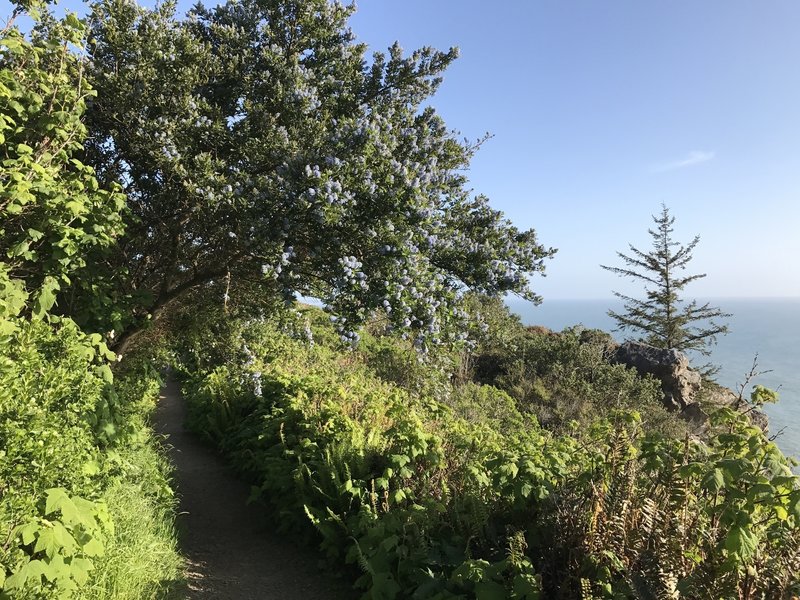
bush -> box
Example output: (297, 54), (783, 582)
(358, 334), (454, 402)
(446, 382), (536, 440)
(179, 322), (569, 598)
(479, 325), (684, 436)
(0, 318), (184, 598)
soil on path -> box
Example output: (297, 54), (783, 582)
(154, 377), (354, 599)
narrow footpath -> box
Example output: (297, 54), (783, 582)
(154, 378), (353, 599)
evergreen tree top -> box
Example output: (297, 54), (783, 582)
(601, 204), (729, 358)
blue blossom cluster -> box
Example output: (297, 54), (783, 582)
(304, 164), (322, 179)
(337, 255), (368, 291)
(240, 342), (262, 398)
(290, 65), (322, 113)
(155, 131), (180, 160)
(277, 309), (315, 346)
(251, 370), (262, 397)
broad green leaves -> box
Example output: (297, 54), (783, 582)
(0, 12), (125, 326)
(3, 489), (109, 596)
(725, 524), (758, 561)
(750, 384), (779, 407)
(178, 312), (800, 599)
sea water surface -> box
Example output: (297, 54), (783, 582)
(507, 297), (800, 463)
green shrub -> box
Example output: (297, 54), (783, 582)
(358, 334), (453, 401)
(0, 318), (184, 597)
(179, 326), (568, 598)
(447, 382), (536, 440)
(482, 325), (684, 436)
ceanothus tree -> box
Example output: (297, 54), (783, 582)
(83, 0), (554, 352)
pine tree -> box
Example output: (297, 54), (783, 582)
(601, 205), (729, 356)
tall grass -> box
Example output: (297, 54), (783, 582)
(76, 435), (186, 600)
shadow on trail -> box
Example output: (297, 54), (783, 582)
(154, 378), (354, 600)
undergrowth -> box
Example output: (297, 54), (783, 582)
(175, 307), (800, 599)
(0, 318), (185, 598)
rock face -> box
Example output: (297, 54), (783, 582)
(609, 341), (768, 432)
(703, 385), (770, 432)
(611, 342), (702, 411)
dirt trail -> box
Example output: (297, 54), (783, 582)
(154, 377), (354, 599)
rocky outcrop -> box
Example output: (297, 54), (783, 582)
(681, 402), (709, 429)
(702, 384), (770, 431)
(609, 341), (768, 432)
(611, 342), (702, 411)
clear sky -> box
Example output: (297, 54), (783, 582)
(6, 0), (800, 298)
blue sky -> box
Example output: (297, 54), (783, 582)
(6, 0), (799, 298)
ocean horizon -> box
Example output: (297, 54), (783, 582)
(507, 296), (800, 463)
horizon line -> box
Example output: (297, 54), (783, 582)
(509, 295), (800, 302)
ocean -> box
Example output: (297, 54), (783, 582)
(507, 297), (800, 463)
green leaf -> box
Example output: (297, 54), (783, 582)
(96, 364), (113, 383)
(702, 468), (725, 494)
(513, 573), (541, 599)
(65, 200), (85, 216)
(81, 537), (104, 558)
(82, 460), (101, 476)
(18, 522), (39, 545)
(788, 491), (800, 522)
(65, 13), (83, 30)
(32, 277), (60, 319)
(34, 526), (70, 559)
(5, 560), (47, 590)
(68, 557), (94, 586)
(45, 488), (70, 516)
(8, 240), (30, 258)
(42, 554), (64, 583)
(475, 580), (508, 600)
(725, 525), (758, 561)
(0, 318), (18, 335)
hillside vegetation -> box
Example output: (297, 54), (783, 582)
(172, 303), (800, 598)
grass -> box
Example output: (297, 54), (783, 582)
(76, 435), (186, 600)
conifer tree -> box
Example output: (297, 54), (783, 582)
(601, 205), (729, 356)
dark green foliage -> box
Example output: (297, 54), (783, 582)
(2, 2), (798, 598)
(0, 12), (182, 594)
(602, 205), (730, 356)
(0, 319), (109, 596)
(0, 13), (125, 326)
(467, 318), (679, 436)
(358, 333), (454, 401)
(445, 382), (537, 440)
(177, 318), (567, 598)
(0, 316), (183, 598)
